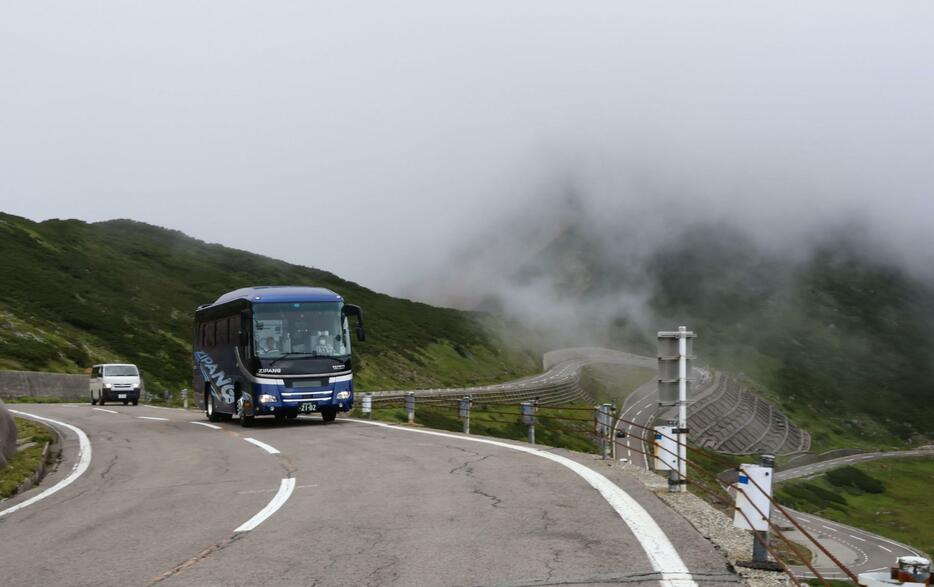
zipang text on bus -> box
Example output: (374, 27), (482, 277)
(193, 286), (365, 427)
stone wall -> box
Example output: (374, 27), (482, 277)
(0, 370), (90, 401)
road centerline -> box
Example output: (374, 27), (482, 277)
(234, 478), (296, 532)
(243, 437), (280, 455)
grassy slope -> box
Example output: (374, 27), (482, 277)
(0, 213), (538, 392)
(776, 458), (934, 556)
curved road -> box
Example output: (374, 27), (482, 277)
(0, 403), (740, 587)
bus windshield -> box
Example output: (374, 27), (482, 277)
(252, 302), (350, 359)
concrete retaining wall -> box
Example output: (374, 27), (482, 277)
(0, 370), (89, 401)
(0, 399), (16, 469)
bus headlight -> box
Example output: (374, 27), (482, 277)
(258, 394), (277, 404)
(336, 391), (351, 400)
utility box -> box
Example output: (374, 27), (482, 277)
(657, 331), (695, 405)
(733, 464), (773, 532)
(653, 425), (679, 471)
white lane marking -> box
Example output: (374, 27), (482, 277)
(243, 437), (280, 455)
(878, 545), (892, 553)
(238, 483), (317, 495)
(636, 410), (643, 416)
(235, 478), (296, 532)
(190, 421), (222, 430)
(137, 416), (169, 421)
(1, 411), (92, 519)
(92, 408), (118, 414)
(350, 419), (697, 587)
(849, 534), (867, 542)
(821, 525), (838, 532)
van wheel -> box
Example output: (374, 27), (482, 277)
(122, 400), (129, 406)
(132, 399), (139, 406)
(321, 407), (337, 423)
(206, 392), (224, 423)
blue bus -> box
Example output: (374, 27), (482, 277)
(193, 286), (365, 427)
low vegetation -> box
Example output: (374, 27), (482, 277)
(0, 417), (56, 498)
(776, 458), (934, 555)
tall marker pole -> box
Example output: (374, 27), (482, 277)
(657, 326), (695, 493)
(677, 326), (688, 493)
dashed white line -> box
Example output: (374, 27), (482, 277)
(243, 437), (281, 455)
(351, 418), (698, 587)
(821, 525), (838, 532)
(849, 534), (867, 542)
(190, 421), (221, 430)
(92, 407), (118, 414)
(234, 478), (296, 532)
(878, 545), (892, 553)
(137, 416), (169, 421)
(1, 411), (92, 519)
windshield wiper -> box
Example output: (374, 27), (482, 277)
(267, 352), (313, 367)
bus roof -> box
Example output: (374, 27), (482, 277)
(201, 286), (343, 310)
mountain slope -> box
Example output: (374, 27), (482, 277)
(487, 220), (934, 449)
(0, 213), (538, 392)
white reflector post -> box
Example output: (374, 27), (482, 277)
(653, 425), (679, 471)
(733, 464), (773, 531)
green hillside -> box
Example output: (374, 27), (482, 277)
(0, 213), (539, 393)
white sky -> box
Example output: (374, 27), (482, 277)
(2, 2), (932, 295)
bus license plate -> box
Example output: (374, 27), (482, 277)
(299, 402), (316, 413)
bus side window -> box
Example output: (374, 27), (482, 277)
(217, 318), (228, 347)
(229, 317), (239, 345)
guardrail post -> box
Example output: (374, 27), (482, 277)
(459, 396), (472, 434)
(405, 392), (415, 424)
(362, 393), (372, 419)
(182, 388), (188, 410)
(595, 403), (612, 460)
(520, 401), (536, 444)
(610, 401), (617, 460)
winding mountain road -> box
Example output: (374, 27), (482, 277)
(0, 403), (740, 587)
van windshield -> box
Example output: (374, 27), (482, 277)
(104, 365), (139, 377)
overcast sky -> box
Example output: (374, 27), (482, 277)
(2, 2), (932, 296)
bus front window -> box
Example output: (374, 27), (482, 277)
(252, 302), (350, 359)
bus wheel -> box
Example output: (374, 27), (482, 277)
(321, 408), (337, 423)
(206, 392), (224, 423)
(239, 410), (254, 428)
(274, 413), (286, 423)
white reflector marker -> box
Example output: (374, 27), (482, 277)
(243, 437), (280, 455)
(235, 478), (296, 532)
(1, 412), (92, 519)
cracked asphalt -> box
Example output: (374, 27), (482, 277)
(1, 404), (741, 586)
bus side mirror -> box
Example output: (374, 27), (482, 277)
(343, 304), (366, 343)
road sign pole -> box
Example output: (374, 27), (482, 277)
(677, 326), (688, 493)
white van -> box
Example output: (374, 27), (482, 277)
(89, 364), (141, 406)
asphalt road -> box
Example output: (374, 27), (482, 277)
(775, 447), (934, 483)
(0, 403), (741, 587)
(777, 510), (923, 581)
